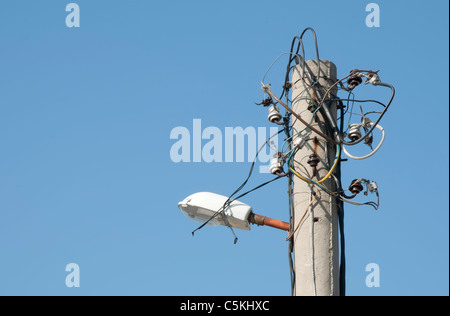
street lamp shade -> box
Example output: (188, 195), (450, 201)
(177, 192), (253, 231)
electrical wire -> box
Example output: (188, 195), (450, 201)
(271, 32), (395, 149)
(335, 90), (346, 296)
(297, 68), (394, 147)
(280, 103), (321, 154)
(261, 52), (304, 87)
(257, 27), (393, 296)
(286, 189), (318, 241)
(191, 129), (286, 241)
(288, 151), (334, 195)
(342, 123), (385, 160)
(330, 173), (345, 296)
(339, 194), (379, 210)
(265, 88), (339, 145)
(288, 145), (341, 185)
(282, 87), (296, 296)
(328, 77), (395, 146)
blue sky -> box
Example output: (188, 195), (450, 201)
(0, 1), (448, 296)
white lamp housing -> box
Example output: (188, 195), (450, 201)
(177, 192), (253, 231)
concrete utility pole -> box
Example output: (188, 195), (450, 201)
(291, 60), (340, 296)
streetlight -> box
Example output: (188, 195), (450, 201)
(177, 192), (289, 232)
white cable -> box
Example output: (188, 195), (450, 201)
(343, 123), (385, 160)
(261, 52), (303, 86)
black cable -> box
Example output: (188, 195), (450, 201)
(282, 32), (395, 148)
(280, 36), (305, 101)
(299, 27), (321, 82)
(282, 26), (321, 102)
(341, 191), (358, 200)
(284, 92), (296, 296)
(333, 98), (387, 108)
(335, 172), (346, 296)
(191, 129), (286, 240)
(320, 78), (395, 146)
(335, 99), (346, 296)
(232, 176), (283, 202)
(285, 41), (339, 146)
